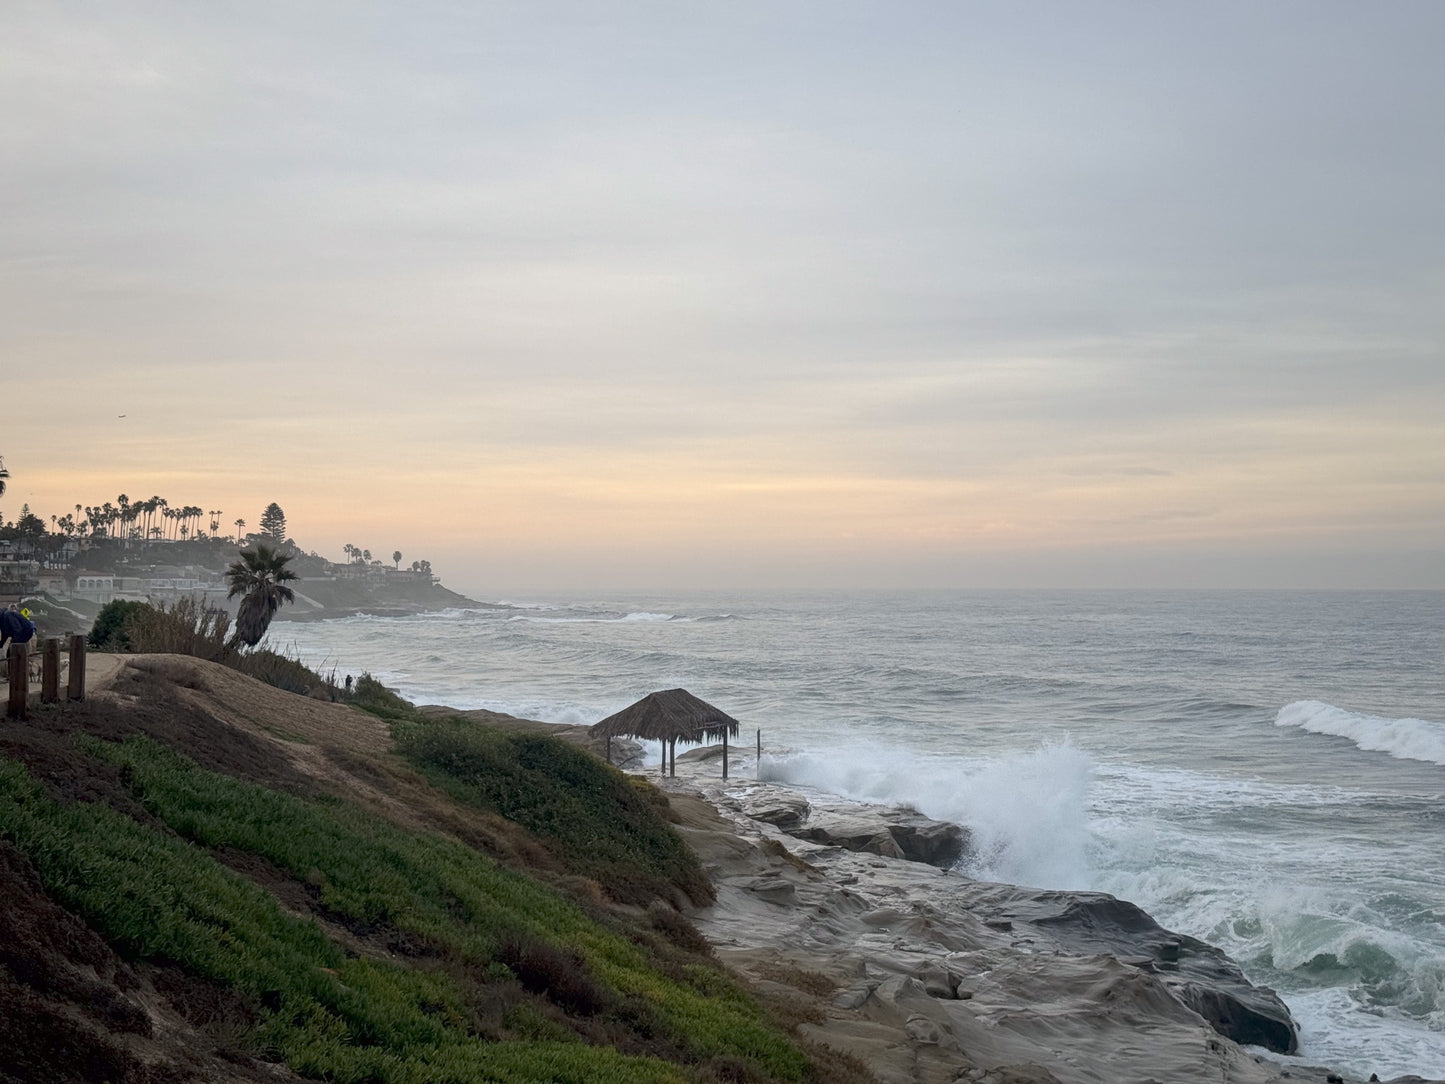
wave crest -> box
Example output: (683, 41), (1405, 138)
(760, 740), (1096, 890)
(1275, 701), (1445, 766)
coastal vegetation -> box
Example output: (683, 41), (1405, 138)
(0, 626), (861, 1082)
(387, 709), (714, 909)
(0, 736), (798, 1083)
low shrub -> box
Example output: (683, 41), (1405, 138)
(496, 933), (611, 1017)
(350, 671), (413, 716)
(226, 649), (343, 700)
(87, 600), (149, 650)
(124, 596), (231, 661)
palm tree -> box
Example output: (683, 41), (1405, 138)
(142, 496), (161, 543)
(116, 494), (131, 548)
(0, 456), (9, 498)
(234, 518), (245, 543)
(226, 543), (299, 648)
(392, 550), (402, 568)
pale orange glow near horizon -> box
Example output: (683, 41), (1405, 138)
(7, 389), (1440, 590)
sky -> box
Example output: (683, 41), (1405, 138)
(2, 1), (1442, 591)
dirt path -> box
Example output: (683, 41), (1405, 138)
(82, 652), (125, 695)
(11, 646), (125, 703)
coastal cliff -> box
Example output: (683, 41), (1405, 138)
(275, 572), (492, 621)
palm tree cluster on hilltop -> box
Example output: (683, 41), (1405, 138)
(1, 458), (439, 587)
(76, 497), (217, 544)
(341, 542), (432, 577)
(16, 494), (229, 545)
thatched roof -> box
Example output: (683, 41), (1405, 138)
(590, 688), (741, 744)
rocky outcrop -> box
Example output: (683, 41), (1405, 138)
(736, 785), (811, 830)
(788, 809), (904, 858)
(1004, 892), (1298, 1054)
(663, 767), (1398, 1084)
(781, 803), (970, 870)
(886, 809), (970, 868)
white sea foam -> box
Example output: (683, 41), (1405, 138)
(505, 610), (679, 624)
(1289, 984), (1445, 1081)
(761, 741), (1096, 890)
(1275, 700), (1445, 765)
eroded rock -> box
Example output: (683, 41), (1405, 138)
(1007, 892), (1299, 1055)
(788, 810), (903, 859)
(737, 786), (811, 830)
(784, 804), (970, 869)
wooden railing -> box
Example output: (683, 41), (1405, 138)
(5, 635), (86, 719)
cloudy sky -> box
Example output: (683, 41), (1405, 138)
(3, 1), (1441, 590)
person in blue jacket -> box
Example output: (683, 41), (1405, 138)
(0, 604), (36, 654)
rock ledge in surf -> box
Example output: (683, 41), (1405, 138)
(782, 802), (970, 870)
(1004, 891), (1298, 1054)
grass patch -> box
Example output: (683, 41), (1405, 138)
(388, 714), (713, 909)
(1, 736), (806, 1082)
(350, 670), (416, 718)
(227, 647), (346, 700)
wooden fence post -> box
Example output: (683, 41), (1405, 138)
(41, 638), (60, 703)
(67, 635), (86, 701)
(7, 643), (26, 720)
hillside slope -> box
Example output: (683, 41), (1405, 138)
(0, 655), (865, 1084)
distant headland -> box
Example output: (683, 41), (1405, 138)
(0, 491), (485, 624)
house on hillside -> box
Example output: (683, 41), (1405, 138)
(37, 571), (71, 595)
(72, 572), (116, 604)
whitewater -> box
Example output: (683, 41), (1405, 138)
(274, 588), (1445, 1080)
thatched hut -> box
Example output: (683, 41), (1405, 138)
(590, 688), (741, 779)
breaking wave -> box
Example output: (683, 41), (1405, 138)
(1275, 701), (1445, 766)
(760, 740), (1096, 890)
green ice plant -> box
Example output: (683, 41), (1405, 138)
(0, 736), (807, 1082)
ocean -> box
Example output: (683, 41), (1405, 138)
(274, 589), (1445, 1079)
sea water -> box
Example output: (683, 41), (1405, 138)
(274, 589), (1445, 1079)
